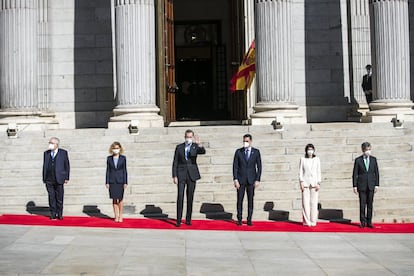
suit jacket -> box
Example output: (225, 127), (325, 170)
(299, 156), (321, 187)
(106, 155), (128, 185)
(172, 143), (206, 182)
(233, 147), (262, 185)
(43, 148), (70, 185)
(352, 155), (379, 191)
(362, 74), (372, 92)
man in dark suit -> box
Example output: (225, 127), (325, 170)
(172, 129), (206, 227)
(353, 142), (379, 228)
(233, 134), (262, 226)
(42, 137), (70, 220)
(362, 64), (373, 105)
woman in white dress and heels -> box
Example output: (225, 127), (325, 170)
(299, 144), (321, 227)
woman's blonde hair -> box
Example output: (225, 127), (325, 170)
(109, 141), (124, 154)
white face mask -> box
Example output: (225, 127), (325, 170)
(112, 149), (120, 155)
(243, 142), (250, 148)
(307, 150), (314, 156)
(364, 150), (371, 157)
(48, 143), (55, 150)
(185, 138), (192, 145)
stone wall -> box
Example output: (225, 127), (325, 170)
(304, 0), (351, 122)
(49, 0), (115, 128)
(3, 0), (411, 127)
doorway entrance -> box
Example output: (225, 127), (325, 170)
(175, 21), (223, 121)
(159, 0), (246, 124)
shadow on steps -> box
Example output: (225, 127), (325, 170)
(200, 203), (233, 221)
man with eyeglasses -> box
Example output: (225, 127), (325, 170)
(42, 137), (70, 220)
(353, 142), (379, 228)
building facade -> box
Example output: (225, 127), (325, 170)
(0, 0), (414, 130)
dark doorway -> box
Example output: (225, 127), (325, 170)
(170, 0), (244, 122)
(174, 21), (222, 120)
(175, 21), (229, 121)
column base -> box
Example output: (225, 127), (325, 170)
(250, 103), (306, 125)
(108, 106), (164, 129)
(347, 103), (370, 122)
(0, 111), (59, 132)
(363, 102), (414, 123)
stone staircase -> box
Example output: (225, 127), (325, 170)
(0, 123), (413, 223)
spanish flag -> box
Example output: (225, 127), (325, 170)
(230, 40), (255, 92)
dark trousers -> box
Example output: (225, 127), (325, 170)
(237, 183), (255, 222)
(359, 189), (374, 224)
(365, 93), (373, 105)
(176, 173), (196, 223)
(45, 181), (64, 217)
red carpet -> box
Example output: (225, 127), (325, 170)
(0, 214), (413, 233)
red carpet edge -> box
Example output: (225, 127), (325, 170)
(0, 214), (413, 233)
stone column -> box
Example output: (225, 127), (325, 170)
(0, 0), (56, 131)
(109, 0), (163, 128)
(348, 0), (372, 116)
(367, 0), (414, 122)
(251, 0), (303, 125)
(0, 0), (38, 111)
(244, 0), (256, 118)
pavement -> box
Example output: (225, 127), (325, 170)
(0, 224), (413, 275)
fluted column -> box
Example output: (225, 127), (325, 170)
(38, 0), (50, 111)
(349, 0), (371, 107)
(367, 0), (414, 122)
(109, 0), (163, 128)
(244, 0), (256, 118)
(0, 0), (38, 111)
(251, 0), (303, 125)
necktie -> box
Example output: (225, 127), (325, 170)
(185, 146), (190, 160)
(51, 151), (55, 159)
(364, 157), (369, 171)
(245, 149), (249, 161)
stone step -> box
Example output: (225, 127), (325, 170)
(4, 124), (412, 142)
(1, 123), (413, 223)
(2, 195), (413, 223)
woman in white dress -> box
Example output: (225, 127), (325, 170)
(299, 144), (321, 226)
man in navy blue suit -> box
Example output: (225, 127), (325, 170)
(353, 142), (379, 228)
(233, 134), (262, 226)
(42, 137), (70, 220)
(172, 129), (206, 227)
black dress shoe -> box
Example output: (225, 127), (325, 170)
(247, 221), (253, 226)
(175, 222), (181, 227)
(367, 223), (374, 228)
(50, 215), (57, 220)
(58, 215), (63, 220)
(185, 221), (192, 226)
(236, 221), (242, 226)
(359, 222), (366, 228)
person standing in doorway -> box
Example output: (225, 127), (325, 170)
(106, 142), (128, 223)
(362, 64), (373, 105)
(299, 144), (321, 227)
(353, 142), (379, 228)
(42, 137), (70, 220)
(172, 129), (206, 227)
(233, 134), (262, 226)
